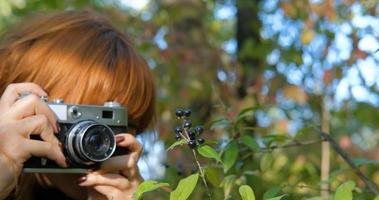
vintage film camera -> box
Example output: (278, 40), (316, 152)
(23, 95), (128, 173)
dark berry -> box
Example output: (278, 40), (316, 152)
(175, 108), (184, 118)
(188, 140), (197, 149)
(183, 109), (192, 117)
(175, 126), (183, 134)
(188, 129), (196, 140)
(184, 120), (192, 128)
(195, 126), (204, 134)
(175, 134), (182, 141)
(198, 138), (205, 144)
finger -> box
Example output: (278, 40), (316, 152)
(22, 139), (67, 167)
(18, 115), (59, 146)
(0, 83), (47, 108)
(8, 94), (58, 132)
(99, 134), (142, 177)
(99, 154), (143, 180)
(79, 173), (130, 190)
(91, 185), (122, 200)
(115, 134), (143, 157)
(87, 188), (108, 200)
(99, 154), (137, 176)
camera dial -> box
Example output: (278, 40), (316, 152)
(104, 101), (121, 107)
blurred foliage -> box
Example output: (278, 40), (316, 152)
(0, 0), (378, 199)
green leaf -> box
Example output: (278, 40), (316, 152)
(236, 107), (256, 123)
(167, 139), (186, 151)
(209, 117), (231, 130)
(170, 173), (199, 200)
(205, 167), (223, 187)
(134, 180), (170, 200)
(223, 141), (239, 173)
(266, 195), (286, 200)
(238, 107), (257, 116)
(352, 157), (379, 167)
(260, 154), (273, 171)
(197, 145), (222, 163)
(263, 186), (281, 200)
(221, 175), (236, 198)
(239, 185), (255, 200)
(334, 181), (356, 200)
(262, 135), (287, 146)
(374, 195), (379, 200)
(304, 197), (322, 200)
(240, 135), (260, 151)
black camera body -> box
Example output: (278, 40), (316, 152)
(23, 98), (128, 173)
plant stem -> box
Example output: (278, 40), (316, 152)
(320, 97), (330, 200)
(192, 149), (212, 200)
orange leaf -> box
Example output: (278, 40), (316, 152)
(283, 85), (308, 105)
(301, 30), (315, 45)
(323, 69), (334, 86)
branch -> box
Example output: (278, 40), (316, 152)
(259, 139), (324, 152)
(317, 131), (379, 195)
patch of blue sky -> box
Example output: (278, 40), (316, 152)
(304, 76), (315, 91)
(259, 9), (285, 39)
(340, 22), (352, 35)
(345, 66), (362, 86)
(267, 106), (287, 121)
(311, 61), (324, 81)
(263, 70), (275, 80)
(120, 0), (149, 10)
(288, 120), (302, 136)
(256, 110), (272, 127)
(137, 131), (166, 180)
(276, 62), (287, 74)
(309, 0), (323, 4)
(214, 2), (236, 20)
(217, 70), (227, 82)
(326, 47), (339, 64)
(351, 85), (378, 104)
(261, 0), (279, 12)
(334, 32), (352, 61)
(222, 38), (237, 54)
(267, 49), (280, 65)
(335, 78), (350, 102)
(286, 64), (304, 85)
(358, 35), (379, 53)
(357, 57), (378, 86)
(154, 27), (168, 50)
(302, 52), (313, 66)
(147, 58), (156, 69)
(306, 34), (328, 59)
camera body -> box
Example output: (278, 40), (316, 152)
(23, 98), (128, 173)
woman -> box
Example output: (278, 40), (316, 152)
(0, 10), (155, 200)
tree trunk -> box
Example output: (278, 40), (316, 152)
(236, 0), (263, 98)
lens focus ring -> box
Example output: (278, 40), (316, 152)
(66, 120), (116, 165)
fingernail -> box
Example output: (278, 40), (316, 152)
(77, 176), (87, 184)
(116, 136), (125, 144)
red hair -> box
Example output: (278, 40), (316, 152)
(0, 10), (155, 133)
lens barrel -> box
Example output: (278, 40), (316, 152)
(66, 120), (116, 165)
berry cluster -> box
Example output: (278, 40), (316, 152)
(175, 108), (205, 149)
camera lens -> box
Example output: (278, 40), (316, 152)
(82, 125), (113, 161)
(66, 120), (116, 165)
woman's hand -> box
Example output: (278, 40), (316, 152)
(78, 134), (143, 200)
(0, 83), (67, 199)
